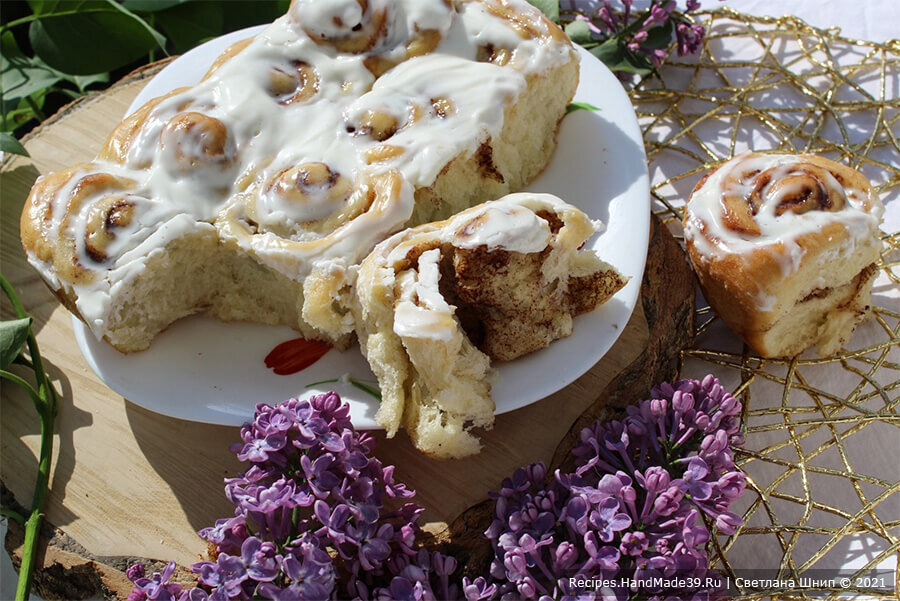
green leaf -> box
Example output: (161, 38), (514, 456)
(122, 0), (189, 12)
(0, 91), (46, 133)
(564, 20), (594, 46)
(69, 72), (110, 93)
(590, 39), (623, 67)
(0, 317), (32, 369)
(153, 1), (224, 54)
(526, 0), (559, 23)
(566, 102), (601, 114)
(591, 39), (654, 76)
(1, 31), (105, 106)
(27, 1), (166, 75)
(1, 104), (34, 133)
(619, 48), (656, 76)
(0, 132), (29, 155)
(643, 21), (674, 51)
(0, 32), (63, 103)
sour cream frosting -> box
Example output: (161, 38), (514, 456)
(684, 152), (883, 274)
(684, 152), (884, 311)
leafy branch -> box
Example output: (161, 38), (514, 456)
(0, 274), (61, 601)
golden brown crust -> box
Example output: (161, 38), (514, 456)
(203, 38), (253, 80)
(98, 87), (190, 164)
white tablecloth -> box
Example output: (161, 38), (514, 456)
(719, 0), (897, 43)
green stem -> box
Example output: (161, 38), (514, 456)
(148, 14), (156, 62)
(0, 275), (28, 318)
(0, 15), (38, 33)
(1, 274), (59, 601)
(23, 96), (46, 123)
(17, 416), (53, 601)
(0, 370), (43, 414)
(0, 507), (26, 526)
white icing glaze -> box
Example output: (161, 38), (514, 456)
(393, 248), (458, 341)
(290, 0), (366, 40)
(684, 152), (883, 279)
(445, 194), (553, 252)
(27, 0), (575, 340)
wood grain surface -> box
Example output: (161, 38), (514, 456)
(0, 62), (694, 600)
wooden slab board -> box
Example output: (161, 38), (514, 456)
(0, 62), (695, 600)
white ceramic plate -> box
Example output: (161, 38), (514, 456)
(74, 27), (650, 427)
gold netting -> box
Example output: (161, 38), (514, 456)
(609, 8), (897, 600)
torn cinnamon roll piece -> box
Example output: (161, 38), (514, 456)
(683, 152), (884, 358)
(354, 193), (627, 459)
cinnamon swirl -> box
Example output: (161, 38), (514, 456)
(20, 0), (579, 352)
(354, 193), (627, 458)
(684, 152), (884, 357)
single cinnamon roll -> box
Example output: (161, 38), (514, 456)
(265, 60), (319, 105)
(354, 193), (627, 458)
(21, 168), (135, 285)
(684, 152), (884, 357)
(218, 170), (415, 340)
(288, 0), (454, 75)
(244, 162), (359, 236)
(291, 0), (389, 54)
(98, 88), (191, 165)
(159, 112), (236, 177)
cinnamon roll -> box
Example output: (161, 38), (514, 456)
(684, 152), (884, 357)
(288, 0), (452, 76)
(21, 0), (579, 353)
(354, 193), (627, 458)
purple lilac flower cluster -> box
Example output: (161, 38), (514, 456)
(126, 392), (459, 601)
(564, 0), (706, 74)
(474, 375), (746, 600)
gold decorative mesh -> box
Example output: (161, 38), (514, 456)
(625, 8), (899, 600)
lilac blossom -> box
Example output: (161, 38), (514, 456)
(473, 375), (745, 599)
(127, 392), (458, 601)
(561, 0), (707, 77)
